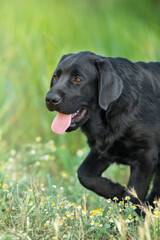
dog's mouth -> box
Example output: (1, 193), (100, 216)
(51, 108), (87, 134)
(70, 108), (87, 127)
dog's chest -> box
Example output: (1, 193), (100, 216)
(83, 123), (144, 165)
(82, 121), (108, 152)
(81, 111), (146, 164)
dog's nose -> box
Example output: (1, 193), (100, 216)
(45, 93), (61, 106)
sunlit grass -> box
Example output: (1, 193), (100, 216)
(1, 138), (160, 239)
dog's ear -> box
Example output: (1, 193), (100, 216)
(96, 59), (123, 110)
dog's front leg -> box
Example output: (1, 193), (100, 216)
(77, 150), (126, 199)
(127, 158), (154, 204)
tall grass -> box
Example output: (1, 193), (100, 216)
(1, 138), (160, 239)
(0, 0), (160, 149)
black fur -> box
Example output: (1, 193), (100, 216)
(45, 51), (160, 205)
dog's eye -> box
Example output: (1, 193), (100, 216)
(75, 77), (82, 83)
(54, 74), (59, 80)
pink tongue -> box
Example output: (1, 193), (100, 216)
(51, 112), (72, 134)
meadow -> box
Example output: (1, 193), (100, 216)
(1, 137), (160, 239)
(0, 0), (160, 239)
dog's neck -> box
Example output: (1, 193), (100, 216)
(81, 102), (134, 153)
(81, 107), (113, 152)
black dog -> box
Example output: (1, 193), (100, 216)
(45, 51), (160, 205)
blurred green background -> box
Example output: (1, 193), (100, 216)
(0, 0), (160, 150)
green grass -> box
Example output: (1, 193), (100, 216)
(1, 138), (160, 240)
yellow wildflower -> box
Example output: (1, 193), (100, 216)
(44, 220), (50, 227)
(3, 186), (8, 191)
(66, 226), (71, 230)
(60, 171), (70, 179)
(35, 161), (40, 166)
(29, 201), (33, 206)
(36, 136), (42, 142)
(43, 154), (50, 161)
(60, 201), (66, 206)
(109, 218), (114, 223)
(82, 210), (87, 216)
(61, 145), (66, 150)
(59, 221), (63, 226)
(77, 205), (82, 210)
(90, 220), (94, 225)
(125, 196), (131, 200)
(155, 211), (159, 217)
(113, 196), (118, 201)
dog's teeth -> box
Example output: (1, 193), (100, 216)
(72, 109), (82, 120)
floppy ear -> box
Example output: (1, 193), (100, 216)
(96, 59), (123, 110)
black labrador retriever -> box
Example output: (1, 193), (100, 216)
(45, 51), (160, 205)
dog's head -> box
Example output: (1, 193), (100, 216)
(45, 51), (123, 133)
